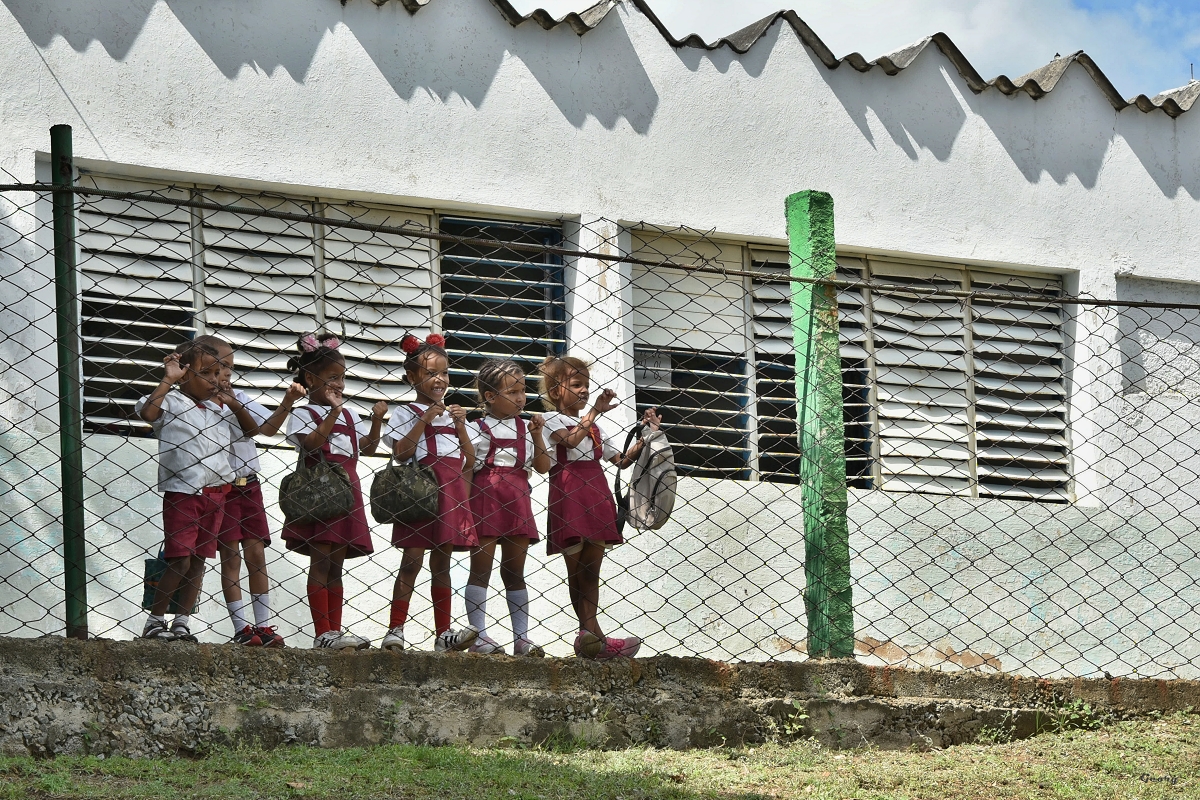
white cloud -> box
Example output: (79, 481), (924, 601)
(507, 0), (1199, 97)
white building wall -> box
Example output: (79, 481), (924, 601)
(2, 0), (1200, 676)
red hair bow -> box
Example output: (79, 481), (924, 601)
(401, 333), (446, 353)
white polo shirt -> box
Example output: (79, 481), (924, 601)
(134, 390), (239, 494)
(228, 389), (271, 479)
(542, 412), (619, 462)
(381, 403), (461, 462)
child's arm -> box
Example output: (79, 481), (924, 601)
(359, 402), (389, 457)
(138, 354), (186, 423)
(393, 403), (444, 462)
(257, 382), (307, 437)
(548, 388), (619, 449)
(216, 385), (260, 437)
(612, 408), (662, 468)
(449, 405), (475, 474)
(298, 400), (345, 452)
(528, 414), (551, 474)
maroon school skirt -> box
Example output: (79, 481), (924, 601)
(471, 466), (539, 542)
(546, 459), (620, 555)
(391, 457), (478, 551)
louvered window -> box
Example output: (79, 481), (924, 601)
(629, 233), (752, 478)
(437, 216), (566, 408)
(76, 173), (434, 433)
(749, 250), (873, 486)
(839, 257), (1069, 501)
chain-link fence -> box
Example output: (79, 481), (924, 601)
(2, 153), (1199, 679)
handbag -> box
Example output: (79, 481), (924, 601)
(370, 456), (439, 524)
(141, 549), (198, 614)
(279, 448), (355, 524)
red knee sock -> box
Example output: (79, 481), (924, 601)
(390, 598), (410, 630)
(432, 586), (452, 635)
(329, 586), (344, 632)
(307, 585), (331, 636)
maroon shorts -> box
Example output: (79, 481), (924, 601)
(217, 479), (272, 546)
(162, 488), (228, 560)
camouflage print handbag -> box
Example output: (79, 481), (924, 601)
(279, 449), (355, 524)
(370, 457), (439, 524)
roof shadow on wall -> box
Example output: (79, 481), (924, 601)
(1, 0), (160, 60)
(342, 0), (658, 133)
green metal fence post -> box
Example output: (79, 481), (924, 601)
(787, 190), (853, 658)
(51, 124), (89, 640)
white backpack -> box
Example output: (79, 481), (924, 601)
(615, 424), (677, 534)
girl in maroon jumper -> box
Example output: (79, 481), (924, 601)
(380, 334), (479, 653)
(540, 355), (661, 660)
(464, 360), (551, 656)
(283, 333), (387, 650)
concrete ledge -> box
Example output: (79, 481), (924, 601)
(0, 637), (1197, 757)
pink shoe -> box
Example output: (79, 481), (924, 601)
(595, 637), (626, 660)
(618, 635), (641, 658)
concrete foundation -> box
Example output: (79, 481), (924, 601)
(0, 637), (1196, 758)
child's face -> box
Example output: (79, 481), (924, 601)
(485, 372), (527, 419)
(408, 353), (450, 405)
(307, 361), (346, 406)
(215, 345), (234, 394)
(553, 369), (590, 414)
(179, 351), (223, 402)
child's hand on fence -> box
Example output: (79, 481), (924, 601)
(327, 389), (344, 410)
(528, 414), (544, 435)
(162, 353), (186, 386)
(283, 382), (307, 405)
(642, 407), (662, 431)
(592, 388), (618, 414)
(214, 381), (237, 407)
(447, 404), (468, 425)
(423, 402), (446, 420)
(371, 401), (388, 421)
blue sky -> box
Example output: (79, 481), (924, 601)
(509, 0), (1200, 98)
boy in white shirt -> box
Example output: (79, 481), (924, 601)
(135, 337), (259, 642)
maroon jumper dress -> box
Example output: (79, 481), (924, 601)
(546, 424), (621, 555)
(281, 407), (374, 559)
(391, 404), (478, 551)
(470, 418), (539, 542)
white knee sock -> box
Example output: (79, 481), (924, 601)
(251, 593), (271, 627)
(172, 613), (191, 630)
(227, 599), (248, 635)
(464, 584), (488, 637)
(506, 588), (530, 643)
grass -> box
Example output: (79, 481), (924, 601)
(0, 714), (1196, 799)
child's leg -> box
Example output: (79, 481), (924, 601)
(327, 545), (348, 632)
(499, 538), (532, 643)
(173, 555), (208, 624)
(149, 555), (193, 618)
(390, 547), (425, 630)
(217, 541), (249, 636)
(429, 543), (454, 635)
(568, 542), (605, 638)
(465, 538), (498, 637)
(307, 543), (335, 636)
(242, 539), (271, 627)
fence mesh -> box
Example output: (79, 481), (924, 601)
(1, 173), (1199, 679)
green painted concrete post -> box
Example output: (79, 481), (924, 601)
(51, 124), (89, 640)
(786, 191), (853, 659)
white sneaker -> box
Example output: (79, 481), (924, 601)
(513, 637), (545, 658)
(313, 630), (364, 650)
(468, 634), (505, 655)
(313, 630), (346, 649)
(340, 629), (371, 650)
(381, 626), (406, 652)
(434, 626), (478, 652)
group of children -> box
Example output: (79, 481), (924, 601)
(138, 331), (660, 661)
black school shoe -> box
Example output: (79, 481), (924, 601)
(169, 620), (199, 643)
(141, 619), (174, 641)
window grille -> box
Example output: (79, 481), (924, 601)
(437, 216), (566, 408)
(628, 232), (751, 478)
(76, 174), (433, 432)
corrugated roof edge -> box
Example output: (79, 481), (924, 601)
(352, 0), (1199, 117)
